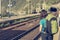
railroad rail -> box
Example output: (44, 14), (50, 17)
(0, 15), (40, 28)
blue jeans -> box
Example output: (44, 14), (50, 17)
(41, 32), (53, 40)
(41, 32), (47, 40)
(47, 34), (53, 40)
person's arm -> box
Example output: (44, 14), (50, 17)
(39, 25), (42, 32)
(39, 20), (42, 32)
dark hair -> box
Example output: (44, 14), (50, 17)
(49, 7), (57, 12)
(40, 10), (48, 19)
(39, 9), (47, 13)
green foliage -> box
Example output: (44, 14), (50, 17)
(46, 0), (60, 5)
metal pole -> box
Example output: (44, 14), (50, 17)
(28, 1), (29, 14)
(8, 0), (12, 17)
(0, 0), (2, 18)
(0, 0), (1, 14)
(29, 1), (31, 14)
(9, 0), (11, 13)
(28, 2), (29, 14)
(39, 0), (43, 10)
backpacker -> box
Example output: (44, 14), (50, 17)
(46, 17), (58, 34)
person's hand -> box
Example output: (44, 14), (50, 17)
(43, 32), (47, 34)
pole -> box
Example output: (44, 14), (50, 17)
(0, 0), (1, 14)
(8, 0), (12, 17)
(29, 1), (31, 14)
(0, 0), (2, 18)
(9, 0), (11, 13)
(39, 0), (43, 10)
(26, 0), (30, 14)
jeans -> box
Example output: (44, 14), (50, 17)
(41, 32), (53, 40)
(41, 32), (47, 40)
(47, 34), (53, 40)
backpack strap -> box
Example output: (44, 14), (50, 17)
(50, 17), (57, 21)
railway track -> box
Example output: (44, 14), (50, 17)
(18, 25), (40, 40)
(0, 18), (40, 40)
(0, 15), (39, 28)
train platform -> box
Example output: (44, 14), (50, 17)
(18, 27), (60, 40)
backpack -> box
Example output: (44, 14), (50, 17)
(46, 17), (58, 34)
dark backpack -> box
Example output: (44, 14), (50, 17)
(46, 17), (58, 34)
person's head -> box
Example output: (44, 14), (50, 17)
(49, 7), (58, 17)
(40, 9), (47, 19)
